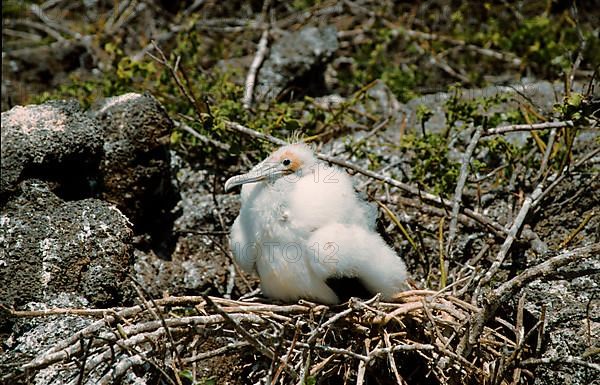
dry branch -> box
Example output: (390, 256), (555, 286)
(242, 29), (270, 109)
(520, 356), (600, 372)
(385, 23), (523, 66)
(447, 126), (483, 258)
(482, 121), (573, 136)
(477, 184), (544, 291)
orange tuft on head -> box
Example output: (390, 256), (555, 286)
(278, 150), (303, 171)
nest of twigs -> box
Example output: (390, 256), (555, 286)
(10, 266), (592, 385)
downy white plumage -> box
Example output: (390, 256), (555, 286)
(225, 143), (407, 304)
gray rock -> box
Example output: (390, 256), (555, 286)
(0, 294), (93, 382)
(92, 93), (176, 234)
(0, 94), (177, 384)
(0, 99), (102, 195)
(363, 80), (405, 126)
(524, 254), (600, 385)
(133, 160), (251, 297)
(0, 179), (133, 310)
(396, 80), (582, 143)
(256, 26), (338, 101)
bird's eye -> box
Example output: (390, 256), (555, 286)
(282, 159), (291, 167)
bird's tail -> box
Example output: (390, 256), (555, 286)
(306, 223), (408, 300)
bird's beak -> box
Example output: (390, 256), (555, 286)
(224, 161), (289, 192)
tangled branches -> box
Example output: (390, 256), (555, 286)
(3, 241), (598, 385)
(3, 292), (479, 384)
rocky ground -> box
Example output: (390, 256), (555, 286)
(1, 1), (599, 384)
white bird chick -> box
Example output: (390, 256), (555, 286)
(225, 143), (407, 304)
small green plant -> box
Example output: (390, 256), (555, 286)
(335, 28), (423, 103)
(550, 91), (592, 173)
(291, 0), (318, 11)
(416, 104), (433, 135)
(554, 92), (585, 122)
(477, 136), (519, 181)
(382, 66), (419, 103)
(450, 4), (595, 78)
(445, 87), (525, 133)
(401, 133), (460, 195)
(503, 15), (578, 76)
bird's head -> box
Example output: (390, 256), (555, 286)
(225, 143), (317, 191)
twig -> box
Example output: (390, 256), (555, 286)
(535, 305), (546, 356)
(307, 307), (354, 344)
(29, 3), (80, 39)
(202, 296), (296, 378)
(332, 117), (390, 157)
(386, 24), (522, 66)
(375, 199), (425, 261)
(447, 127), (483, 257)
(272, 321), (300, 384)
(13, 19), (65, 41)
(476, 183), (544, 292)
(224, 119), (287, 145)
(98, 353), (146, 385)
(482, 121), (573, 137)
(493, 243), (599, 307)
(567, 2), (587, 95)
(494, 292), (527, 385)
(532, 146), (600, 209)
(294, 342), (368, 362)
(106, 0), (142, 34)
(147, 42), (207, 123)
(438, 217), (447, 289)
(558, 209), (596, 249)
(356, 339), (371, 385)
(131, 279), (182, 369)
(20, 313), (263, 373)
(535, 128), (557, 181)
(432, 51), (471, 83)
(225, 264), (236, 299)
(181, 341), (250, 364)
(173, 120), (230, 150)
(383, 331), (407, 385)
(68, 327), (188, 385)
(75, 337), (94, 385)
(520, 356), (600, 372)
(396, 196), (505, 238)
(367, 342), (436, 360)
(0, 305), (118, 318)
(6, 287), (519, 384)
(243, 29), (270, 109)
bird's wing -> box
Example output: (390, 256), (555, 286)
(229, 215), (257, 273)
(305, 223), (408, 300)
(288, 165), (375, 231)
